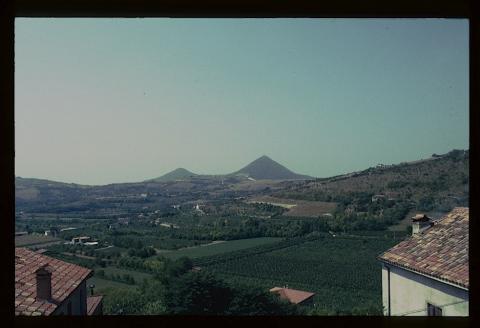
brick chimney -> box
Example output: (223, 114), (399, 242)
(411, 214), (433, 236)
(35, 264), (53, 301)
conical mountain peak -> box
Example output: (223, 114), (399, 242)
(150, 167), (197, 182)
(232, 156), (312, 180)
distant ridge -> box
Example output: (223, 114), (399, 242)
(149, 168), (197, 182)
(231, 155), (313, 180)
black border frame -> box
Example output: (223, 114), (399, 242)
(2, 1), (478, 328)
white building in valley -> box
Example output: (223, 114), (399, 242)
(378, 207), (469, 316)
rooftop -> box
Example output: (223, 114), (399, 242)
(15, 247), (92, 315)
(378, 207), (469, 289)
(269, 287), (315, 304)
(87, 295), (104, 315)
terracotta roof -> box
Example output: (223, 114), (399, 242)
(378, 207), (469, 289)
(269, 287), (315, 304)
(87, 295), (103, 315)
(15, 247), (93, 316)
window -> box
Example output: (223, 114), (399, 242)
(67, 301), (72, 315)
(427, 303), (442, 316)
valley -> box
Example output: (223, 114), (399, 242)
(14, 149), (469, 315)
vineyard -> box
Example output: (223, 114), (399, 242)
(162, 237), (283, 260)
(199, 232), (404, 314)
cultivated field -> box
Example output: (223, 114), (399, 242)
(248, 196), (337, 217)
(15, 234), (61, 247)
(202, 233), (401, 313)
(87, 276), (136, 294)
(161, 237), (283, 260)
(99, 266), (153, 283)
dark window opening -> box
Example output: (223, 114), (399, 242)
(427, 303), (442, 316)
(67, 301), (72, 315)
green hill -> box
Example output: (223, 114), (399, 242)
(149, 168), (197, 182)
(273, 149), (469, 214)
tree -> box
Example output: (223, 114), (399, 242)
(143, 300), (168, 315)
(164, 271), (233, 315)
(103, 289), (145, 315)
(226, 286), (299, 315)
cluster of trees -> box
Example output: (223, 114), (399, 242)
(117, 256), (156, 273)
(106, 235), (145, 249)
(103, 257), (299, 315)
(127, 246), (156, 258)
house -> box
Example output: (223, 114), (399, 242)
(377, 207), (468, 316)
(372, 194), (386, 202)
(15, 247), (103, 315)
(44, 227), (60, 237)
(71, 236), (91, 244)
(269, 287), (315, 306)
(194, 204), (205, 215)
(117, 217), (130, 225)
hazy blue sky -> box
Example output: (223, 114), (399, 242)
(15, 19), (469, 185)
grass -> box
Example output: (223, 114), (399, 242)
(95, 246), (127, 255)
(95, 266), (153, 284)
(86, 276), (136, 294)
(15, 234), (61, 247)
(162, 237), (283, 260)
(248, 196), (337, 217)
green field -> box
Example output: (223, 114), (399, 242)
(87, 276), (136, 294)
(95, 246), (127, 255)
(96, 266), (153, 284)
(15, 234), (61, 247)
(202, 234), (400, 314)
(162, 237), (283, 260)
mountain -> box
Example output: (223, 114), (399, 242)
(231, 155), (314, 180)
(149, 168), (197, 182)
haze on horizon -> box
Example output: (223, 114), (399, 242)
(15, 18), (469, 185)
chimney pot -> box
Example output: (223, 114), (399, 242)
(411, 214), (433, 236)
(35, 265), (52, 300)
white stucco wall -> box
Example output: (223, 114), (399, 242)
(381, 264), (468, 316)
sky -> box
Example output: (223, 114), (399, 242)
(15, 18), (469, 185)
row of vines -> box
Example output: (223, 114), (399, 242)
(200, 234), (400, 313)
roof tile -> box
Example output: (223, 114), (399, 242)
(15, 247), (92, 316)
(378, 207), (469, 288)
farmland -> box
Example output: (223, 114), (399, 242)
(247, 196), (337, 217)
(200, 232), (404, 314)
(87, 276), (136, 293)
(14, 150), (468, 315)
(161, 237), (283, 260)
(15, 234), (62, 247)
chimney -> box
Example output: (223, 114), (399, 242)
(411, 214), (433, 236)
(35, 264), (53, 301)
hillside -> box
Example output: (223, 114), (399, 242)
(231, 155), (313, 180)
(273, 149), (469, 213)
(149, 168), (197, 182)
